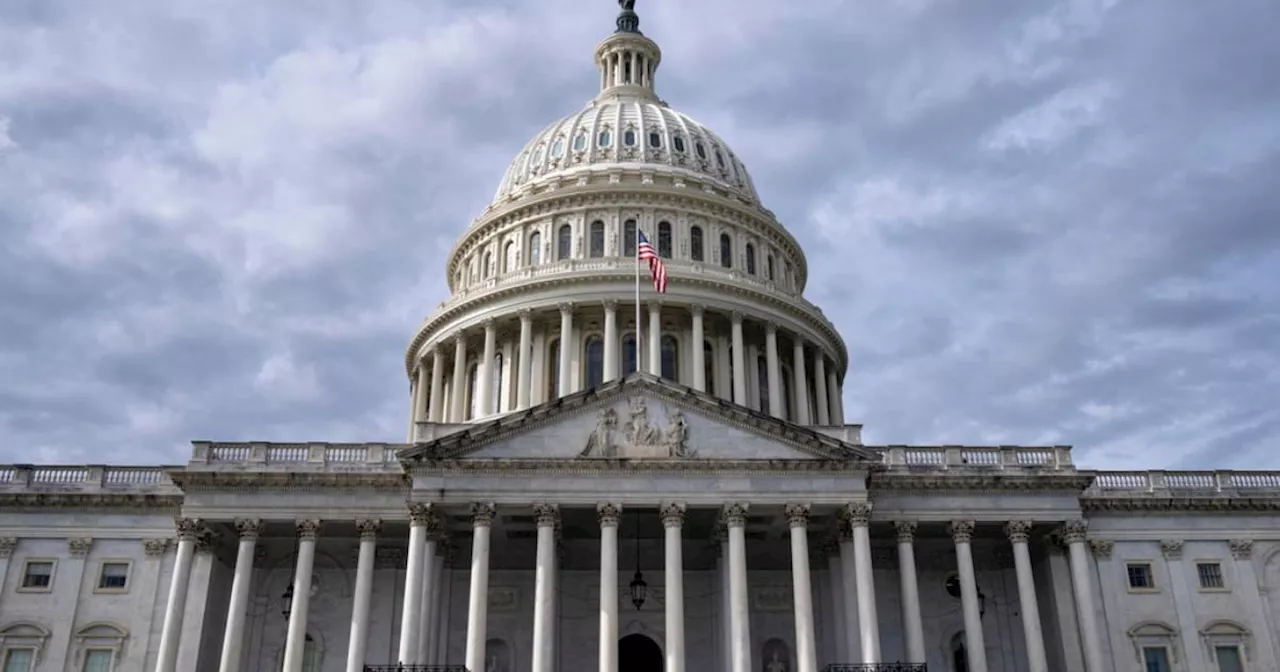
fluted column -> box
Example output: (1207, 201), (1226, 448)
(648, 303), (662, 376)
(837, 525), (859, 663)
(153, 518), (202, 672)
(530, 503), (559, 672)
(785, 504), (818, 672)
(217, 519), (263, 672)
(603, 301), (619, 381)
(1003, 521), (1047, 672)
(724, 503), (752, 672)
(661, 503), (687, 672)
(730, 313), (746, 405)
(792, 338), (811, 425)
(598, 503), (622, 672)
(557, 303), (573, 396)
(476, 320), (497, 418)
(346, 519), (381, 672)
(282, 519), (321, 672)
(450, 333), (467, 421)
(417, 528), (440, 664)
(821, 537), (847, 663)
(1061, 520), (1105, 672)
(949, 520), (988, 672)
(827, 369), (842, 425)
(400, 504), (438, 663)
(892, 522), (926, 664)
(429, 347), (445, 421)
(844, 503), (878, 662)
(516, 310), (534, 408)
(812, 353), (829, 425)
(408, 369), (423, 440)
(765, 323), (783, 417)
(426, 541), (448, 665)
(465, 503), (497, 672)
(690, 305), (706, 391)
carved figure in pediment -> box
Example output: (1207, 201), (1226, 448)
(580, 407), (618, 457)
(583, 398), (693, 459)
(664, 410), (691, 457)
(627, 397), (661, 446)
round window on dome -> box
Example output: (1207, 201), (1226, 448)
(673, 135), (686, 153)
(550, 139), (564, 158)
(624, 129), (637, 147)
(573, 133), (587, 152)
(648, 131), (662, 149)
(695, 142), (707, 160)
(598, 129), (613, 147)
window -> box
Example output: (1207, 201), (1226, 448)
(482, 251), (492, 278)
(756, 356), (770, 411)
(623, 219), (638, 257)
(557, 224), (572, 260)
(589, 221), (605, 258)
(660, 335), (678, 381)
(624, 129), (637, 147)
(719, 233), (732, 268)
(695, 142), (707, 160)
(547, 340), (561, 399)
(573, 133), (587, 152)
(1142, 647), (1171, 672)
(466, 364), (479, 420)
(1197, 562), (1225, 589)
(1215, 645), (1244, 672)
(598, 129), (613, 147)
(20, 561), (53, 590)
(767, 254), (775, 281)
(622, 334), (638, 375)
(2, 650), (33, 672)
(528, 232), (542, 266)
(715, 148), (726, 169)
(585, 336), (604, 388)
(647, 131), (662, 148)
(82, 650), (112, 672)
(690, 226), (704, 262)
(1127, 563), (1155, 590)
(489, 354), (503, 416)
(703, 341), (716, 396)
(97, 562), (130, 591)
(550, 138), (564, 157)
(503, 241), (517, 273)
(657, 221), (673, 258)
(532, 145), (544, 164)
(745, 243), (756, 275)
(672, 134), (686, 153)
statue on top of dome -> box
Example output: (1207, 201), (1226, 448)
(619, 0), (636, 11)
(616, 0), (640, 33)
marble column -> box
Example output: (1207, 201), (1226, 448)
(661, 502), (687, 672)
(949, 520), (988, 672)
(812, 353), (829, 425)
(648, 303), (662, 376)
(724, 503), (752, 672)
(429, 347), (445, 421)
(822, 537), (847, 663)
(531, 503), (559, 672)
(1062, 520), (1106, 672)
(408, 370), (422, 440)
(517, 310), (534, 408)
(282, 519), (321, 672)
(895, 522), (926, 664)
(153, 518), (202, 672)
(1229, 540), (1278, 669)
(465, 503), (497, 672)
(476, 320), (497, 418)
(845, 503), (878, 662)
(785, 504), (818, 672)
(603, 301), (619, 381)
(346, 519), (380, 672)
(690, 305), (706, 391)
(792, 338), (811, 425)
(416, 529), (441, 665)
(1005, 521), (1048, 672)
(730, 313), (746, 405)
(400, 504), (438, 664)
(837, 525), (860, 663)
(558, 303), (573, 396)
(217, 519), (263, 672)
(827, 370), (843, 425)
(717, 528), (733, 672)
(764, 323), (782, 417)
(426, 541), (448, 666)
(598, 503), (622, 672)
(450, 333), (467, 421)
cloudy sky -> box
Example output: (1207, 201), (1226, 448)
(1, 0), (1277, 469)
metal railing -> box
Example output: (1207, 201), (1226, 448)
(825, 664), (927, 672)
(363, 666), (469, 672)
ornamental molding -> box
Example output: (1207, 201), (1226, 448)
(1229, 539), (1254, 560)
(0, 493), (183, 511)
(869, 473), (1094, 494)
(167, 471), (410, 493)
(1081, 496), (1280, 512)
(0, 537), (16, 557)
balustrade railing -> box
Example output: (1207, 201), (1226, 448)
(363, 666), (468, 672)
(825, 664), (927, 672)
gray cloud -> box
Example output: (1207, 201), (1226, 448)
(0, 0), (1277, 468)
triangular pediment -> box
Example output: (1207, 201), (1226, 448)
(400, 374), (877, 463)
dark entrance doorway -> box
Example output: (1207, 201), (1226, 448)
(619, 633), (663, 672)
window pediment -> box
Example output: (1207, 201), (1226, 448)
(1200, 620), (1251, 661)
(1127, 620), (1180, 662)
(0, 622), (51, 664)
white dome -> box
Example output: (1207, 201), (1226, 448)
(491, 98), (760, 206)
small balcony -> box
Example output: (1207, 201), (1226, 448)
(824, 664), (928, 672)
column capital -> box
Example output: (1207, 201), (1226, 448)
(1089, 540), (1114, 559)
(558, 302), (574, 316)
(518, 308), (533, 322)
(721, 502), (749, 527)
(841, 501), (873, 527)
(68, 537), (94, 558)
(603, 299), (618, 311)
(482, 318), (497, 332)
(296, 518), (322, 540)
(174, 517), (205, 541)
(1160, 539), (1183, 560)
(430, 343), (443, 357)
(730, 310), (743, 324)
(784, 503), (810, 528)
(1229, 539), (1254, 560)
(649, 301), (663, 312)
(142, 538), (170, 557)
(356, 519), (382, 541)
(597, 502), (622, 527)
(471, 502), (497, 527)
(408, 503), (441, 530)
(689, 303), (704, 317)
(533, 502), (560, 527)
(660, 501), (686, 528)
(1059, 519), (1088, 544)
(194, 530), (217, 555)
(235, 518), (266, 540)
(895, 521), (918, 544)
(453, 331), (467, 346)
(0, 537), (17, 558)
(793, 334), (807, 348)
(948, 520), (976, 544)
(1004, 519), (1033, 543)
(765, 321), (778, 335)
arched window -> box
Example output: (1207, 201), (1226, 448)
(767, 254), (775, 281)
(660, 335), (679, 381)
(647, 131), (662, 148)
(550, 138), (564, 158)
(757, 356), (770, 413)
(585, 336), (604, 388)
(745, 244), (756, 275)
(490, 353), (503, 415)
(589, 220), (605, 258)
(503, 241), (517, 274)
(598, 129), (613, 147)
(695, 142), (707, 160)
(690, 226), (704, 262)
(622, 334), (638, 375)
(951, 633), (969, 672)
(573, 132), (587, 152)
(657, 221), (673, 258)
(624, 129), (637, 147)
(547, 340), (561, 400)
(623, 219), (638, 257)
(557, 224), (572, 260)
(703, 341), (716, 396)
(673, 134), (686, 153)
(528, 232), (542, 265)
(482, 251), (492, 278)
(719, 233), (732, 268)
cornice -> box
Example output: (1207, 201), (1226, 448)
(0, 492), (183, 511)
(411, 457), (872, 476)
(868, 472), (1096, 494)
(1081, 496), (1280, 513)
(169, 471), (410, 492)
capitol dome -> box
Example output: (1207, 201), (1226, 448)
(405, 1), (850, 433)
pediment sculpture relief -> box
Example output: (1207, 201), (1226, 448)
(580, 397), (693, 459)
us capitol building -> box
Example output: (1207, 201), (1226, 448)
(1, 4), (1277, 672)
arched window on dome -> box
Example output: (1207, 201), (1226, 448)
(551, 138), (565, 158)
(657, 221), (673, 258)
(715, 148), (726, 169)
(585, 336), (604, 388)
(573, 132), (587, 152)
(622, 334), (638, 376)
(767, 254), (775, 281)
(547, 340), (560, 400)
(489, 353), (503, 416)
(598, 128), (613, 148)
(589, 221), (605, 258)
(528, 232), (542, 266)
(672, 134), (686, 153)
(503, 241), (517, 274)
(690, 226), (704, 262)
(660, 335), (678, 381)
(757, 355), (770, 413)
(703, 340), (716, 396)
(557, 224), (572, 261)
(745, 244), (756, 275)
(719, 233), (733, 268)
(623, 219), (638, 257)
(648, 131), (662, 149)
(695, 141), (707, 160)
(624, 129), (637, 147)
(623, 57), (633, 84)
(482, 251), (492, 278)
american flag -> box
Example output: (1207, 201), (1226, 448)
(637, 230), (667, 293)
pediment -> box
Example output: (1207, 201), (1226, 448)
(401, 374), (876, 463)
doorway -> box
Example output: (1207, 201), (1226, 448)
(619, 633), (663, 672)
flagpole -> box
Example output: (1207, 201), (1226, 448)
(634, 225), (642, 376)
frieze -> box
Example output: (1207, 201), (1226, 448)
(579, 398), (692, 459)
(167, 471), (409, 492)
(1081, 496), (1280, 513)
(0, 492), (183, 511)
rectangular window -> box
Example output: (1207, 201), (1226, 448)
(1197, 562), (1225, 589)
(97, 562), (130, 591)
(1142, 647), (1171, 672)
(1215, 646), (1244, 672)
(20, 561), (53, 590)
(2, 649), (34, 672)
(82, 650), (113, 672)
(1127, 562), (1155, 589)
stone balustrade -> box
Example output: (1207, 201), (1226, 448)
(188, 441), (403, 468)
(0, 464), (179, 490)
(1083, 469), (1280, 496)
(879, 444), (1074, 470)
